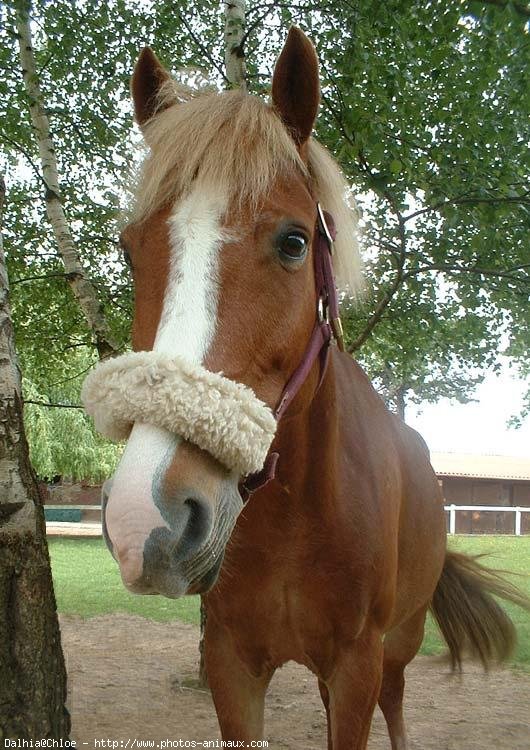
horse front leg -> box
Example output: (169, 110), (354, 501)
(204, 622), (273, 743)
(325, 627), (384, 750)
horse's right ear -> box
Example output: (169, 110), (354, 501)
(131, 47), (172, 128)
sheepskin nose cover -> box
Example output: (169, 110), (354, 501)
(81, 351), (277, 476)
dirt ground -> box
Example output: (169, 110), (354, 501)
(61, 613), (530, 749)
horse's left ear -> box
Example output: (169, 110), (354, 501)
(271, 27), (319, 147)
(131, 47), (172, 128)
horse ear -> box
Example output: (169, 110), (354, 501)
(131, 47), (172, 128)
(271, 27), (319, 147)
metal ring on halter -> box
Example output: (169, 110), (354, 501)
(317, 298), (326, 323)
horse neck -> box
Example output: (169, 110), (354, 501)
(273, 348), (340, 503)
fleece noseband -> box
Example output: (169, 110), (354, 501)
(82, 204), (341, 499)
(82, 351), (277, 476)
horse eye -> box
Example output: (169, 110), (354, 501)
(278, 233), (308, 262)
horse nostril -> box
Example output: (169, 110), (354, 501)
(182, 496), (213, 552)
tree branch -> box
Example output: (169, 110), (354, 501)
(404, 194), (530, 222)
(0, 131), (48, 189)
(23, 399), (83, 410)
(348, 196), (408, 353)
(176, 11), (229, 84)
(11, 272), (68, 285)
(405, 261), (530, 286)
(347, 251), (406, 353)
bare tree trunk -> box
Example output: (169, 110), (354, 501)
(395, 385), (407, 421)
(224, 0), (247, 90)
(0, 176), (70, 736)
(14, 0), (118, 359)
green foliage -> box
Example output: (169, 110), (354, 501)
(287, 1), (530, 413)
(0, 0), (528, 477)
(22, 353), (121, 481)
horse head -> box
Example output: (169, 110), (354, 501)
(82, 28), (361, 598)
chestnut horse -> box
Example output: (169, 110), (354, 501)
(83, 28), (527, 750)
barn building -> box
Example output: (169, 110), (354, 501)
(431, 453), (530, 534)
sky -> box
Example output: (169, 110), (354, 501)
(408, 367), (530, 458)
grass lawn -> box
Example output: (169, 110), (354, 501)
(49, 535), (529, 667)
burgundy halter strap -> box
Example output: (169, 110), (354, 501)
(239, 203), (343, 502)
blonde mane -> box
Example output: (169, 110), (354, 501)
(131, 80), (362, 295)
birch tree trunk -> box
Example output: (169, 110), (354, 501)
(15, 0), (118, 359)
(0, 176), (70, 737)
(0, 0), (116, 730)
(224, 0), (247, 90)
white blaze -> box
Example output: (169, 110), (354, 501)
(106, 187), (226, 557)
(155, 189), (225, 360)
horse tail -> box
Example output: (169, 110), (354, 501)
(430, 551), (530, 670)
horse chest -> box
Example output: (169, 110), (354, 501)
(219, 584), (337, 673)
(211, 549), (368, 675)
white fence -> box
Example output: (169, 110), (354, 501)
(44, 504), (102, 537)
(445, 504), (530, 536)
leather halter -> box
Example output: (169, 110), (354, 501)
(239, 203), (343, 502)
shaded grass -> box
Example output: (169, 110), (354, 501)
(48, 538), (200, 624)
(49, 535), (529, 666)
